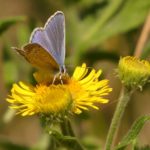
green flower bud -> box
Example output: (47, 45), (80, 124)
(118, 56), (150, 89)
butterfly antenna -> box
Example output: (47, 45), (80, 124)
(52, 75), (57, 84)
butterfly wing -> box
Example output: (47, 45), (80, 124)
(30, 11), (65, 69)
(13, 43), (59, 70)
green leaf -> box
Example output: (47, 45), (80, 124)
(82, 136), (101, 150)
(51, 130), (77, 143)
(0, 16), (26, 35)
(134, 145), (150, 150)
(115, 115), (150, 150)
(50, 130), (85, 150)
(77, 0), (150, 51)
(95, 0), (150, 43)
(0, 140), (29, 150)
(78, 0), (124, 49)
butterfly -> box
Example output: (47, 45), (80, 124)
(13, 11), (66, 75)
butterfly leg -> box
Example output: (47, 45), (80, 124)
(52, 74), (58, 84)
(60, 75), (63, 84)
(52, 72), (64, 84)
(52, 65), (68, 84)
(59, 65), (67, 84)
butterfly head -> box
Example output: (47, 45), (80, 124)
(59, 65), (66, 74)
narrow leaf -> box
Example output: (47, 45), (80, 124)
(0, 140), (29, 150)
(134, 145), (150, 150)
(95, 0), (150, 43)
(0, 16), (26, 35)
(77, 0), (150, 51)
(115, 115), (150, 150)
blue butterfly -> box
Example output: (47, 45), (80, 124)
(13, 11), (66, 74)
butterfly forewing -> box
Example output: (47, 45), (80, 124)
(30, 11), (65, 68)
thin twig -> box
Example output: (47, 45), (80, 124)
(134, 13), (150, 58)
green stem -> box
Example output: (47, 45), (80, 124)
(60, 118), (69, 136)
(60, 118), (85, 150)
(66, 119), (75, 137)
(105, 86), (133, 150)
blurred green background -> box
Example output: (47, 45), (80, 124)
(0, 0), (150, 149)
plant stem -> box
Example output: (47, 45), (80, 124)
(60, 117), (70, 136)
(105, 86), (133, 150)
(60, 118), (85, 150)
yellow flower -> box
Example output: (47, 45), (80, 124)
(66, 63), (112, 114)
(7, 63), (112, 116)
(118, 56), (150, 89)
(7, 82), (72, 116)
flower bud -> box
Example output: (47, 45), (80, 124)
(118, 56), (150, 89)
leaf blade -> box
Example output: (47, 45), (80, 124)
(0, 16), (26, 35)
(115, 115), (150, 150)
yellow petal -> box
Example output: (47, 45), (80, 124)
(79, 69), (96, 84)
(73, 63), (87, 80)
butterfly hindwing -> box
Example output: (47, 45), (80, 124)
(13, 43), (59, 70)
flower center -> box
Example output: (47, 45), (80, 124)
(34, 85), (72, 114)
